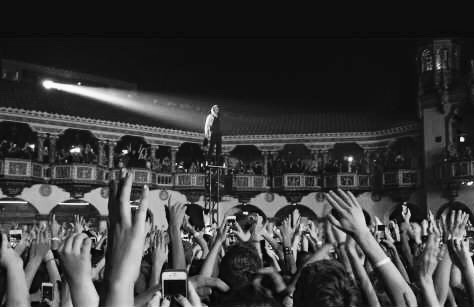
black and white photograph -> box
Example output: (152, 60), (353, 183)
(0, 33), (474, 306)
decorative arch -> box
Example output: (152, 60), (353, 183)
(50, 199), (101, 226)
(223, 204), (267, 221)
(0, 197), (39, 225)
(435, 201), (474, 223)
(274, 204), (318, 224)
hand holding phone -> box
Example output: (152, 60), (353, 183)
(162, 270), (188, 299)
(8, 229), (22, 248)
(41, 282), (54, 302)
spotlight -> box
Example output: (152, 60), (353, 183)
(460, 136), (466, 143)
(69, 146), (81, 154)
(347, 156), (354, 163)
(468, 181), (474, 186)
(42, 79), (54, 90)
(122, 149), (129, 155)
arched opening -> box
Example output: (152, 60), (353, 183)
(50, 199), (101, 227)
(176, 143), (205, 173)
(228, 145), (263, 175)
(56, 129), (98, 164)
(389, 202), (425, 224)
(436, 201), (474, 223)
(327, 143), (364, 173)
(0, 121), (37, 160)
(115, 135), (150, 168)
(387, 137), (420, 170)
(274, 204), (318, 224)
(0, 197), (39, 226)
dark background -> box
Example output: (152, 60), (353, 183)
(1, 34), (473, 117)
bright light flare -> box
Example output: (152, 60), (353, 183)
(467, 181), (474, 186)
(460, 136), (466, 143)
(42, 79), (55, 90)
(70, 146), (81, 154)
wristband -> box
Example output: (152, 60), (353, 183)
(374, 257), (391, 268)
(44, 257), (55, 264)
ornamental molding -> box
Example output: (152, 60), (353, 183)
(0, 107), (420, 148)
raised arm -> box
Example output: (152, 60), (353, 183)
(58, 233), (99, 307)
(200, 221), (227, 277)
(168, 200), (187, 270)
(105, 172), (150, 307)
(416, 233), (442, 307)
(326, 189), (417, 307)
(0, 232), (30, 307)
(346, 236), (380, 307)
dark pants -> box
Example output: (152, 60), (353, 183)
(207, 134), (222, 163)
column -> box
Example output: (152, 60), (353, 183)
(108, 141), (116, 169)
(36, 134), (46, 162)
(97, 141), (105, 166)
(263, 151), (270, 176)
(222, 152), (230, 175)
(322, 150), (329, 168)
(48, 135), (58, 164)
(170, 147), (177, 173)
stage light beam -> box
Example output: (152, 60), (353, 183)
(42, 79), (55, 90)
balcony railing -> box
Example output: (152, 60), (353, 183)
(0, 158), (48, 182)
(233, 175), (268, 191)
(273, 173), (322, 191)
(435, 160), (474, 183)
(110, 168), (173, 188)
(174, 173), (205, 189)
(324, 173), (371, 190)
(382, 169), (419, 188)
(0, 158), (421, 193)
(51, 164), (108, 185)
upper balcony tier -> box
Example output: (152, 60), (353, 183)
(0, 158), (420, 193)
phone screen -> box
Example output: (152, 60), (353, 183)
(42, 283), (54, 301)
(377, 225), (386, 232)
(8, 230), (22, 247)
(162, 270), (187, 298)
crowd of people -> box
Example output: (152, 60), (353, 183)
(0, 140), (35, 160)
(1, 171), (474, 306)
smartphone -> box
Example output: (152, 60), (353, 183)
(468, 237), (474, 253)
(377, 225), (386, 232)
(41, 282), (54, 302)
(226, 215), (236, 227)
(162, 270), (188, 299)
(8, 229), (22, 248)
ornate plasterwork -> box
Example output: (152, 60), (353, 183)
(0, 107), (421, 149)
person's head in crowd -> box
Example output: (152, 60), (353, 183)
(217, 283), (282, 307)
(211, 104), (220, 116)
(293, 259), (361, 307)
(219, 243), (263, 291)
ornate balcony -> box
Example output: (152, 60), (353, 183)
(233, 175), (268, 192)
(382, 169), (419, 188)
(273, 173), (322, 191)
(174, 173), (205, 190)
(0, 158), (49, 182)
(51, 163), (108, 185)
(110, 168), (173, 189)
(324, 173), (371, 190)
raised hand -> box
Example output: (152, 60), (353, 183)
(58, 232), (99, 307)
(105, 171), (150, 307)
(325, 189), (368, 238)
(448, 210), (469, 240)
(250, 214), (266, 242)
(279, 215), (299, 247)
(169, 200), (187, 230)
(29, 228), (51, 262)
(231, 221), (250, 242)
(50, 214), (60, 238)
(152, 230), (169, 265)
(416, 233), (441, 281)
(74, 214), (85, 234)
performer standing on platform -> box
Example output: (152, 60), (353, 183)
(204, 104), (222, 164)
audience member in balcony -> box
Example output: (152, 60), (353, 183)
(162, 156), (171, 172)
(189, 161), (199, 173)
(253, 161), (263, 175)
